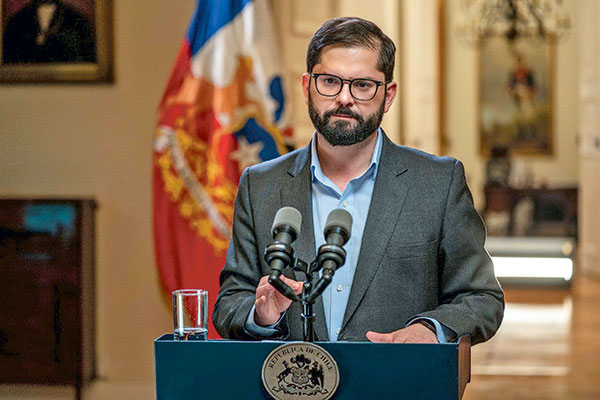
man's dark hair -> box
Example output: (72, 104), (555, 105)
(306, 17), (396, 81)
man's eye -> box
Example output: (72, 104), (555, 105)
(323, 77), (337, 85)
(354, 80), (374, 89)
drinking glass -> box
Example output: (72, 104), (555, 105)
(172, 289), (208, 341)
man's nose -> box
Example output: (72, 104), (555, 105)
(335, 82), (355, 106)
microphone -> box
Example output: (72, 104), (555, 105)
(271, 206), (302, 245)
(321, 208), (352, 274)
(307, 208), (352, 302)
(265, 207), (302, 301)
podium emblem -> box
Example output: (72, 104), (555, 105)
(262, 342), (340, 400)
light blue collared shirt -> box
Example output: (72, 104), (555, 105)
(310, 130), (382, 341)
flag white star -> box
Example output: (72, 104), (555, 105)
(230, 137), (264, 172)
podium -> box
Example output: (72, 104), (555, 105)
(154, 334), (470, 399)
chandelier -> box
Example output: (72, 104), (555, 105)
(456, 0), (571, 45)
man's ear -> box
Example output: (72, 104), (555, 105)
(301, 73), (311, 106)
(383, 81), (397, 113)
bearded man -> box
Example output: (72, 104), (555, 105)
(213, 17), (504, 345)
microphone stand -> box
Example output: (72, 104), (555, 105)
(265, 242), (346, 342)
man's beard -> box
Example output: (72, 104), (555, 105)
(308, 93), (385, 146)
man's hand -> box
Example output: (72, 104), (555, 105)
(366, 323), (438, 343)
(254, 275), (303, 326)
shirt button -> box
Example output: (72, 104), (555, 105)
(336, 328), (341, 335)
(337, 284), (343, 292)
(342, 201), (348, 208)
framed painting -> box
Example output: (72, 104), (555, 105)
(0, 0), (112, 83)
(479, 36), (554, 155)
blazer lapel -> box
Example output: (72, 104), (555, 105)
(341, 135), (410, 331)
(280, 144), (329, 341)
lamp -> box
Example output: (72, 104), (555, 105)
(456, 0), (571, 45)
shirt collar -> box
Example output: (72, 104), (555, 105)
(310, 128), (383, 183)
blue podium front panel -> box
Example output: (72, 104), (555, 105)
(154, 334), (467, 399)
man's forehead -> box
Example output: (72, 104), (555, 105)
(312, 45), (383, 79)
(316, 44), (379, 59)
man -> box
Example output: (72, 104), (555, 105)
(213, 17), (504, 344)
(2, 0), (95, 64)
(507, 51), (539, 140)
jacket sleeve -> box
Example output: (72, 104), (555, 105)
(413, 160), (505, 345)
(212, 168), (289, 340)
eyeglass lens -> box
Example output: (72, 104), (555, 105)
(315, 74), (379, 101)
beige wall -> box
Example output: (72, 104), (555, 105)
(444, 0), (579, 208)
(577, 0), (600, 278)
(0, 0), (195, 387)
(402, 0), (440, 155)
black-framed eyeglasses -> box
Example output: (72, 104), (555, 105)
(310, 73), (387, 101)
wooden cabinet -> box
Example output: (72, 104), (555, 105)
(483, 186), (578, 237)
(0, 199), (96, 399)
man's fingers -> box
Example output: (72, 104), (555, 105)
(256, 276), (271, 294)
(366, 326), (438, 344)
(255, 275), (301, 324)
(255, 295), (266, 308)
(260, 275), (302, 294)
(280, 275), (303, 293)
(256, 279), (274, 299)
(366, 331), (394, 343)
(255, 293), (277, 311)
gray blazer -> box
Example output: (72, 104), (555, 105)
(213, 133), (504, 344)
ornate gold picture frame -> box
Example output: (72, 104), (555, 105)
(0, 0), (113, 83)
(479, 36), (555, 156)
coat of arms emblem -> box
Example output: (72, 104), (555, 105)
(262, 342), (339, 400)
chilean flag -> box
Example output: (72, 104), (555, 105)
(153, 0), (292, 338)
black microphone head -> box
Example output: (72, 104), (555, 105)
(271, 206), (302, 238)
(324, 208), (352, 242)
